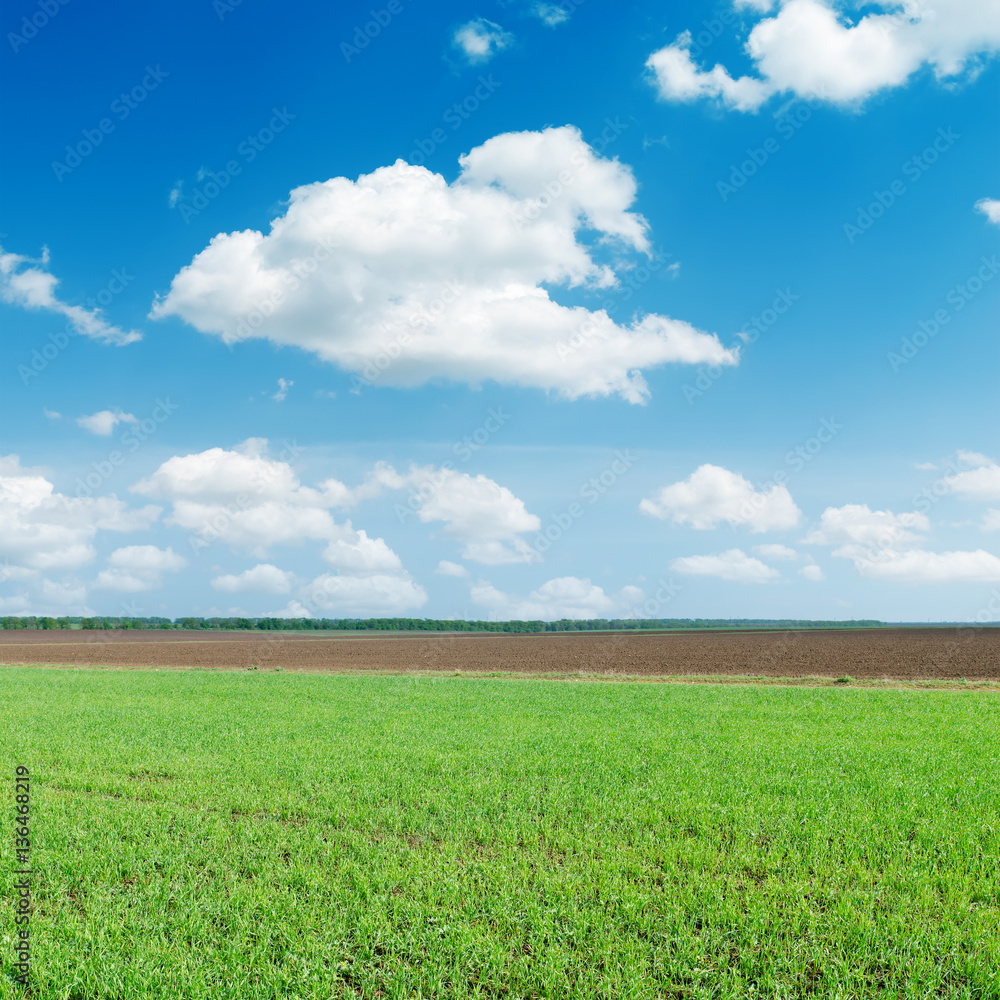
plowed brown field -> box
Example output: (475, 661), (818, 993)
(1, 627), (997, 679)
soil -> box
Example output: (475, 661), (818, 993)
(1, 628), (997, 680)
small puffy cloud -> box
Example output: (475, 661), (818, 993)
(452, 18), (514, 63)
(0, 454), (159, 572)
(211, 563), (295, 594)
(436, 560), (469, 577)
(43, 409), (60, 420)
(94, 545), (186, 592)
(799, 563), (824, 581)
(323, 529), (403, 574)
(640, 464), (801, 533)
(150, 127), (737, 404)
(976, 198), (1000, 226)
(405, 466), (541, 564)
(272, 378), (293, 402)
(169, 183), (183, 208)
(0, 244), (140, 345)
(646, 33), (771, 111)
(671, 548), (780, 583)
(346, 464), (541, 565)
(76, 409), (138, 436)
(804, 504), (929, 548)
(914, 461), (937, 470)
(646, 0), (1000, 111)
(534, 3), (571, 27)
(941, 452), (1000, 501)
(752, 543), (799, 561)
(470, 576), (636, 619)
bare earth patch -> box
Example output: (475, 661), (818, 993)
(0, 627), (996, 680)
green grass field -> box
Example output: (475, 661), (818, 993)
(1, 668), (998, 999)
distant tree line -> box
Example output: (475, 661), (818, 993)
(0, 616), (887, 632)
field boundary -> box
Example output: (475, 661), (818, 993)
(2, 660), (999, 691)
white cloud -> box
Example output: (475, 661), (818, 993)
(323, 529), (403, 574)
(470, 576), (636, 619)
(753, 543), (799, 560)
(804, 503), (929, 548)
(805, 499), (1000, 581)
(534, 3), (570, 27)
(0, 244), (140, 345)
(850, 548), (1000, 582)
(272, 378), (293, 402)
(646, 33), (772, 111)
(452, 18), (513, 63)
(941, 451), (1000, 500)
(277, 572), (427, 617)
(131, 439), (353, 555)
(799, 563), (824, 581)
(0, 454), (160, 573)
(76, 409), (138, 436)
(671, 548), (780, 583)
(343, 463), (543, 565)
(435, 560), (469, 577)
(976, 197), (1000, 226)
(130, 440), (424, 611)
(150, 127), (737, 404)
(93, 545), (186, 592)
(647, 0), (1000, 111)
(211, 563), (295, 594)
(981, 509), (1000, 532)
(43, 409), (61, 420)
(403, 466), (541, 564)
(169, 183), (183, 208)
(914, 461), (938, 470)
(640, 464), (801, 533)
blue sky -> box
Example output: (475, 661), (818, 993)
(2, 0), (998, 621)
